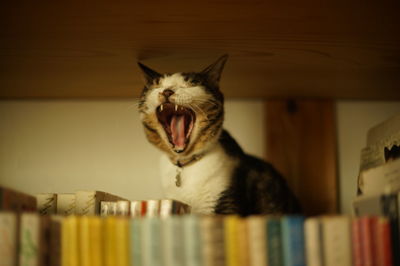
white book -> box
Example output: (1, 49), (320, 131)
(321, 216), (352, 266)
(75, 190), (126, 215)
(359, 159), (400, 196)
(36, 193), (57, 215)
(130, 200), (143, 218)
(162, 216), (184, 266)
(246, 216), (267, 266)
(57, 193), (76, 215)
(182, 215), (202, 266)
(116, 201), (130, 216)
(19, 213), (40, 266)
(146, 200), (160, 218)
(304, 217), (323, 266)
(0, 212), (17, 266)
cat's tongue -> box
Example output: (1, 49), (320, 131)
(171, 115), (186, 150)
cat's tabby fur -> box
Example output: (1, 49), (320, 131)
(138, 55), (301, 216)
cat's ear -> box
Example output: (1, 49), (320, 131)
(137, 62), (162, 85)
(201, 54), (228, 87)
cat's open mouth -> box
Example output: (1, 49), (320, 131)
(156, 103), (195, 153)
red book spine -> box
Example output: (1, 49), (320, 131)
(376, 217), (393, 266)
(360, 217), (375, 266)
(352, 218), (364, 266)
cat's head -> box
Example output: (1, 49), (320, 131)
(138, 55), (228, 162)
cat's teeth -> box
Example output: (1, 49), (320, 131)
(175, 104), (178, 111)
(160, 104), (163, 111)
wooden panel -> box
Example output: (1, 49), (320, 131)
(0, 1), (400, 99)
(265, 100), (337, 215)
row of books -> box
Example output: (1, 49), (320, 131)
(1, 212), (398, 266)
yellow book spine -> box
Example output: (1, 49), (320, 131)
(89, 217), (104, 266)
(224, 215), (240, 266)
(104, 217), (117, 266)
(79, 216), (90, 266)
(62, 216), (79, 266)
(115, 217), (130, 266)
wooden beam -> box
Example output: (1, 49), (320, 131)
(265, 100), (338, 215)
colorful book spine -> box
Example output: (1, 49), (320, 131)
(304, 217), (323, 266)
(0, 212), (17, 266)
(141, 217), (163, 266)
(360, 217), (376, 266)
(75, 191), (126, 215)
(104, 217), (117, 266)
(61, 216), (79, 266)
(115, 218), (129, 266)
(200, 216), (225, 266)
(281, 216), (305, 266)
(116, 201), (130, 216)
(352, 218), (364, 266)
(182, 215), (202, 266)
(247, 216), (267, 266)
(89, 217), (103, 266)
(130, 218), (142, 266)
(376, 217), (393, 266)
(322, 216), (352, 266)
(267, 217), (284, 266)
(224, 215), (240, 266)
(162, 216), (184, 266)
(237, 217), (250, 266)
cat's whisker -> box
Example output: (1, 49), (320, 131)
(189, 103), (209, 121)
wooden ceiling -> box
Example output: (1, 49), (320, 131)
(1, 1), (400, 99)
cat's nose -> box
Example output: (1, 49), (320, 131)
(162, 89), (175, 99)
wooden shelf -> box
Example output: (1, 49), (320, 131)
(1, 1), (400, 99)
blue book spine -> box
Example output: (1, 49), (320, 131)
(267, 218), (284, 266)
(281, 216), (306, 266)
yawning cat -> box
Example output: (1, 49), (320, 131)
(138, 55), (301, 215)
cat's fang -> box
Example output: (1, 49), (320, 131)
(160, 104), (163, 111)
(175, 104), (178, 111)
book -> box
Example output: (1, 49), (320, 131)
(224, 215), (240, 266)
(321, 216), (352, 266)
(359, 159), (400, 196)
(130, 218), (142, 266)
(200, 216), (225, 266)
(162, 216), (184, 266)
(114, 217), (129, 266)
(381, 193), (400, 266)
(104, 217), (118, 266)
(19, 213), (50, 266)
(353, 194), (384, 216)
(352, 218), (363, 266)
(36, 193), (57, 215)
(49, 216), (63, 266)
(141, 217), (163, 266)
(304, 217), (323, 266)
(89, 217), (103, 266)
(61, 216), (79, 266)
(75, 191), (126, 215)
(237, 217), (250, 266)
(116, 201), (130, 216)
(0, 186), (36, 212)
(182, 215), (202, 266)
(267, 217), (283, 266)
(247, 216), (268, 266)
(0, 212), (18, 266)
(376, 217), (393, 266)
(281, 216), (306, 266)
(56, 194), (76, 216)
(100, 201), (117, 217)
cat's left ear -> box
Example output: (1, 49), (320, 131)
(137, 62), (162, 85)
(201, 54), (228, 87)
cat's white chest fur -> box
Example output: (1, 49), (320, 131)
(160, 144), (237, 214)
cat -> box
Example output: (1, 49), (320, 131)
(138, 55), (301, 216)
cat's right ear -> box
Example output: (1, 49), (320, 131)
(137, 62), (162, 85)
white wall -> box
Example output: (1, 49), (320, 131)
(0, 99), (265, 200)
(1, 99), (399, 214)
(337, 101), (400, 214)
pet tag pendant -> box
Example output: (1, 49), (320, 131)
(175, 167), (182, 187)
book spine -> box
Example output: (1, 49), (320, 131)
(352, 218), (364, 266)
(200, 216), (225, 266)
(376, 217), (393, 266)
(49, 216), (62, 266)
(237, 217), (250, 266)
(162, 216), (184, 266)
(267, 217), (284, 266)
(0, 186), (37, 212)
(89, 217), (103, 266)
(19, 213), (40, 266)
(104, 217), (117, 266)
(116, 201), (130, 216)
(36, 194), (57, 215)
(79, 217), (91, 266)
(281, 216), (306, 266)
(56, 194), (76, 216)
(182, 215), (202, 266)
(130, 201), (142, 218)
(141, 217), (163, 266)
(304, 218), (323, 266)
(130, 218), (142, 266)
(381, 194), (400, 266)
(146, 200), (160, 218)
(61, 216), (79, 266)
(247, 216), (267, 266)
(75, 191), (98, 215)
(115, 218), (129, 266)
(322, 216), (352, 266)
(224, 215), (240, 266)
(0, 212), (17, 266)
